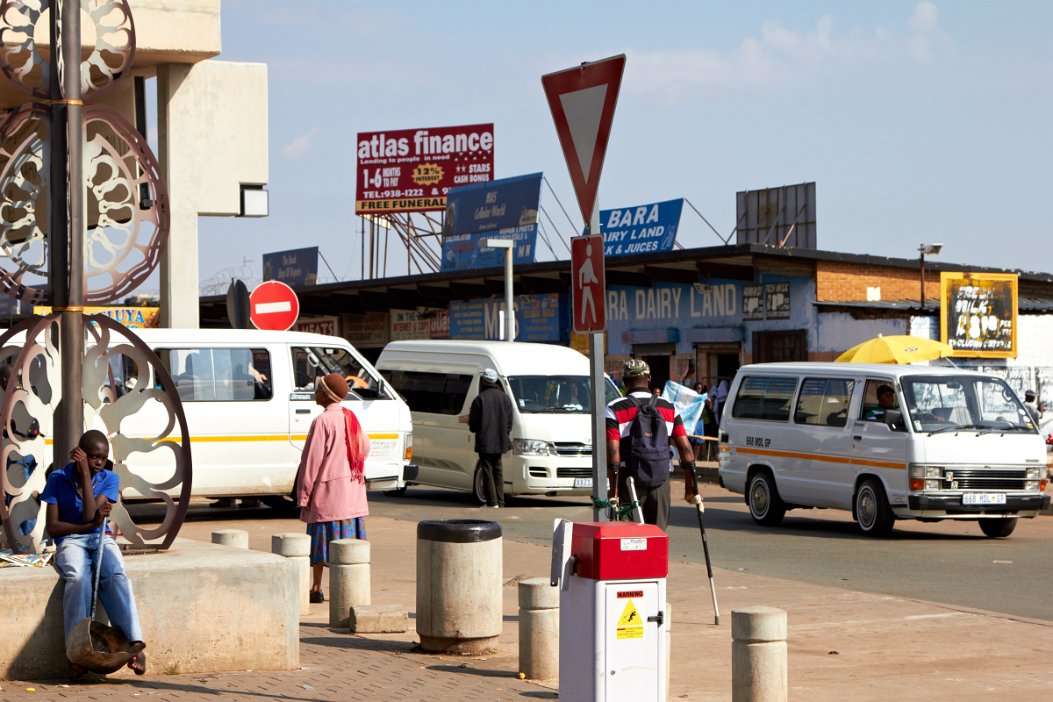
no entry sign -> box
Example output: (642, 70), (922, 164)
(249, 280), (300, 331)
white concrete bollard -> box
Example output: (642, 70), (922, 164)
(272, 532), (312, 615)
(416, 519), (502, 655)
(518, 578), (559, 680)
(212, 529), (249, 549)
(328, 538), (370, 628)
(732, 606), (787, 702)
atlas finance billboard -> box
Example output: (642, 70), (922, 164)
(355, 123), (495, 215)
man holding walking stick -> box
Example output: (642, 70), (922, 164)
(605, 359), (697, 530)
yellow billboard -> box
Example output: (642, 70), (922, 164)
(33, 306), (160, 329)
(939, 272), (1017, 358)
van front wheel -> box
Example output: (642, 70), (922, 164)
(855, 478), (895, 537)
(747, 471), (786, 526)
(979, 517), (1017, 538)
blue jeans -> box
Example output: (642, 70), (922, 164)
(55, 533), (143, 646)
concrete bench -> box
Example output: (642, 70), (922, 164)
(0, 538), (298, 680)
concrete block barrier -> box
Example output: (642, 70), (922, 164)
(732, 606), (787, 702)
(327, 538), (370, 628)
(272, 532), (311, 615)
(349, 604), (408, 633)
(517, 577), (558, 680)
(211, 528), (249, 549)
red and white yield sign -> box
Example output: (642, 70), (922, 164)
(572, 235), (606, 332)
(249, 280), (300, 331)
(541, 54), (625, 228)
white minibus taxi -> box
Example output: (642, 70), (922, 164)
(19, 329), (415, 503)
(718, 362), (1050, 537)
(376, 340), (620, 502)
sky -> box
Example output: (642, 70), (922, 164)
(192, 0), (1053, 293)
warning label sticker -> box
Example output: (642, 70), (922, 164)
(616, 599), (644, 640)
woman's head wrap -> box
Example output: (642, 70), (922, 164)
(319, 373), (348, 403)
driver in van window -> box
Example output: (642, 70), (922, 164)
(863, 384), (898, 421)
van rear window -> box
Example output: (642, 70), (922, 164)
(156, 348), (272, 402)
(731, 376), (798, 421)
(385, 370), (473, 415)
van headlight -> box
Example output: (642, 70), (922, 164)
(909, 464), (943, 491)
(514, 439), (558, 456)
(1025, 467), (1042, 480)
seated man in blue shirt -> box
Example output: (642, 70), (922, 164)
(40, 430), (146, 678)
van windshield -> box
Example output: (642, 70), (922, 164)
(506, 375), (620, 413)
(901, 375), (1037, 433)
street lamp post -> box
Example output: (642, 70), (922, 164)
(484, 239), (515, 342)
(918, 243), (943, 310)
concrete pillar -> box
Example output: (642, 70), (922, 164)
(328, 538), (370, 628)
(732, 606), (787, 702)
(211, 529), (248, 549)
(518, 577), (558, 680)
(272, 532), (311, 615)
(416, 519), (502, 655)
(156, 63), (200, 329)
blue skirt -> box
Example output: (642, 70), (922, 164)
(307, 518), (367, 565)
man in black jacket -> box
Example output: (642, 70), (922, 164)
(468, 368), (514, 508)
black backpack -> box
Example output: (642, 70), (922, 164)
(624, 396), (670, 487)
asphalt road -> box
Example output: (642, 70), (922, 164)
(132, 479), (1053, 622)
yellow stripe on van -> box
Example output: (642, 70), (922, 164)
(734, 446), (905, 470)
(46, 433), (399, 445)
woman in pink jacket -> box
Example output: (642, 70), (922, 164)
(295, 373), (370, 603)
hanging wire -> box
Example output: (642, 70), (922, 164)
(539, 205), (572, 257)
(684, 197), (733, 245)
(534, 218), (558, 260)
(543, 176), (582, 234)
(317, 250), (340, 283)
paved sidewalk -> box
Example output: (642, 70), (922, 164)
(2, 484), (1052, 701)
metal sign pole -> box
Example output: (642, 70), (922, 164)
(505, 246), (515, 342)
(589, 206), (607, 522)
(53, 1), (85, 466)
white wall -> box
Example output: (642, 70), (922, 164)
(157, 60), (269, 327)
(816, 312), (907, 354)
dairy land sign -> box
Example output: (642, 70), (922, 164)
(606, 282), (738, 322)
(598, 199), (683, 257)
(602, 276), (814, 356)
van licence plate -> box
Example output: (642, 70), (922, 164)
(573, 478), (593, 488)
(963, 493), (1006, 505)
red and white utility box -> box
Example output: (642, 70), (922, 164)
(553, 521), (667, 701)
